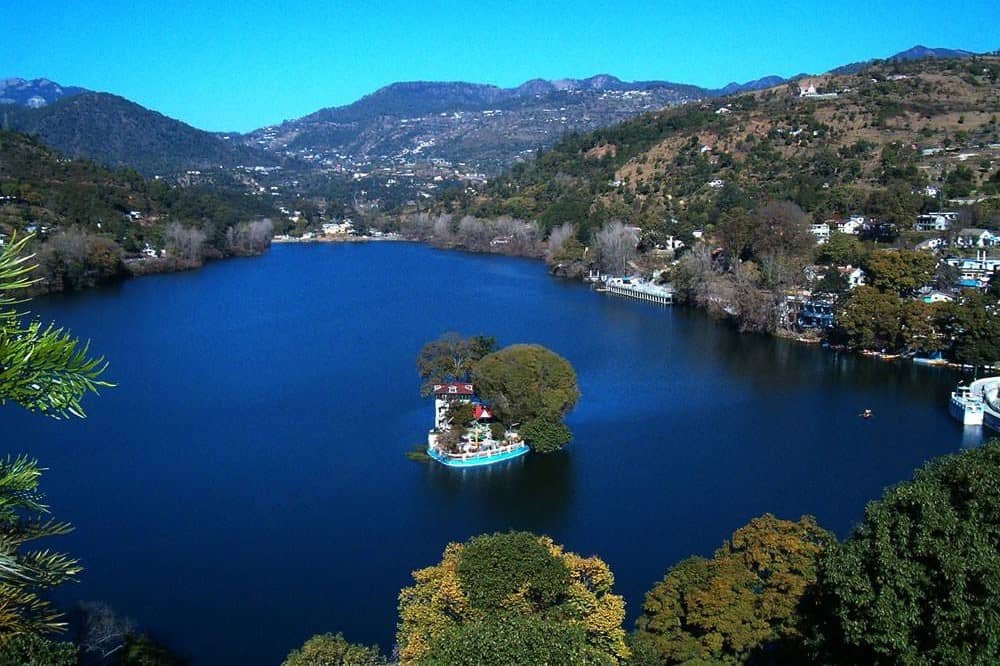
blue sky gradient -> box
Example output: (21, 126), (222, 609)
(3, 0), (997, 132)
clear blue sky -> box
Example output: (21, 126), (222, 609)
(3, 0), (997, 132)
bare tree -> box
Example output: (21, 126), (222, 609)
(165, 222), (207, 263)
(546, 223), (577, 262)
(225, 218), (274, 256)
(74, 601), (135, 662)
(594, 220), (639, 275)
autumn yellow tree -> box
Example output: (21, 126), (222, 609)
(396, 532), (628, 664)
(633, 514), (833, 664)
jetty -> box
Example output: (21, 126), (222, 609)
(950, 376), (1000, 431)
(591, 273), (674, 305)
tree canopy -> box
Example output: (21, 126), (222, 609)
(0, 234), (111, 418)
(471, 343), (579, 451)
(634, 514), (833, 664)
(807, 440), (1000, 665)
(281, 632), (386, 666)
(416, 332), (497, 396)
(396, 531), (628, 664)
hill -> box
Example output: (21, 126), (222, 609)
(447, 55), (1000, 240)
(241, 74), (781, 178)
(0, 130), (278, 291)
(0, 77), (87, 108)
(2, 92), (279, 177)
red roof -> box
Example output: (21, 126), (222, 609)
(433, 383), (474, 396)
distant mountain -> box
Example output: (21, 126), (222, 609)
(2, 92), (278, 176)
(242, 75), (732, 176)
(830, 44), (982, 75)
(0, 77), (87, 108)
(710, 75), (792, 96)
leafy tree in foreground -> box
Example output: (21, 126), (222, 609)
(0, 456), (82, 638)
(472, 344), (579, 451)
(282, 632), (386, 666)
(0, 633), (76, 665)
(633, 514), (832, 664)
(396, 531), (628, 664)
(807, 440), (1000, 665)
(0, 235), (110, 641)
(0, 234), (111, 418)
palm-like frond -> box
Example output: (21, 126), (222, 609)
(0, 235), (113, 418)
(0, 458), (80, 636)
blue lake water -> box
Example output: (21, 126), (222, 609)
(1, 242), (983, 664)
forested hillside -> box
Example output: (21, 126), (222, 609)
(0, 130), (277, 292)
(451, 56), (1000, 242)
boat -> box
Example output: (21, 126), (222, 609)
(950, 385), (984, 426)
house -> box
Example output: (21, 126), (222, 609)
(914, 212), (957, 232)
(432, 383), (475, 429)
(946, 250), (1000, 286)
(810, 222), (831, 244)
(956, 228), (999, 248)
(860, 221), (898, 243)
(797, 297), (835, 329)
(836, 215), (865, 235)
(839, 265), (866, 289)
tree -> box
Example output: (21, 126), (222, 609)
(0, 456), (82, 637)
(423, 615), (612, 666)
(397, 532), (628, 664)
(807, 441), (1000, 665)
(750, 201), (813, 264)
(594, 221), (638, 275)
(282, 632), (386, 666)
(471, 344), (579, 451)
(0, 633), (76, 666)
(415, 332), (498, 396)
(0, 235), (109, 640)
(115, 634), (189, 666)
(833, 285), (902, 351)
(816, 232), (863, 267)
(1, 235), (112, 418)
(634, 515), (833, 665)
(863, 249), (936, 296)
(937, 290), (1000, 371)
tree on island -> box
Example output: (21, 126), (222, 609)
(0, 235), (110, 656)
(806, 440), (1000, 665)
(396, 531), (628, 665)
(472, 344), (580, 452)
(416, 332), (498, 396)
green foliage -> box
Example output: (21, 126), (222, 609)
(816, 232), (864, 267)
(937, 290), (1000, 368)
(423, 615), (613, 666)
(0, 456), (81, 636)
(416, 332), (498, 396)
(634, 515), (832, 665)
(834, 285), (903, 351)
(472, 343), (579, 427)
(116, 634), (189, 666)
(397, 532), (628, 664)
(0, 235), (111, 418)
(808, 440), (1000, 665)
(862, 249), (936, 296)
(456, 532), (571, 613)
(282, 632), (386, 666)
(519, 418), (572, 453)
(0, 633), (76, 666)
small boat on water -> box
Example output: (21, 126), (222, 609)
(860, 409), (873, 419)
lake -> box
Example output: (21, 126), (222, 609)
(2, 242), (982, 664)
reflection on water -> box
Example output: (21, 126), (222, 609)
(424, 451), (574, 532)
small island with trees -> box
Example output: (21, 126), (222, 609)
(417, 333), (579, 466)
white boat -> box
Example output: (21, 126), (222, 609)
(950, 385), (984, 426)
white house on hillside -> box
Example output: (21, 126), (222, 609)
(914, 212), (957, 232)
